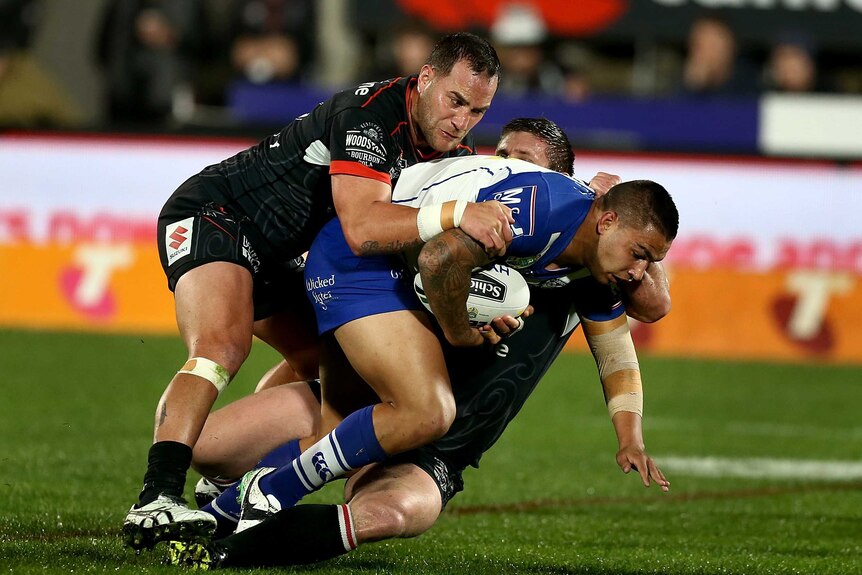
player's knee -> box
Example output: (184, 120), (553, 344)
(191, 451), (231, 479)
(410, 392), (456, 443)
(187, 339), (251, 377)
(355, 499), (412, 541)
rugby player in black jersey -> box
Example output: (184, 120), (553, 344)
(122, 32), (517, 551)
(167, 119), (672, 569)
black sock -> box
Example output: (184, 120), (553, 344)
(220, 504), (356, 567)
(139, 441), (192, 505)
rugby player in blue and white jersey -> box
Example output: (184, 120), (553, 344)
(176, 121), (678, 569)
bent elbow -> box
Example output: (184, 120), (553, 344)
(340, 223), (367, 256)
(633, 297), (671, 324)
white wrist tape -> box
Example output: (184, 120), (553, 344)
(452, 200), (468, 228)
(417, 204), (444, 242)
(178, 357), (231, 394)
(607, 391), (643, 418)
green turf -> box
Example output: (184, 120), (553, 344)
(1, 329), (860, 574)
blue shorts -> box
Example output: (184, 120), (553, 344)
(304, 218), (423, 334)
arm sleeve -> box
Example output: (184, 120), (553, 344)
(572, 277), (626, 322)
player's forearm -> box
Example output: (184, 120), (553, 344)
(582, 315), (644, 426)
(619, 262), (670, 323)
(611, 410), (645, 451)
(341, 201), (427, 256)
(418, 229), (491, 345)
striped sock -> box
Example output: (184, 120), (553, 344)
(260, 405), (386, 507)
(336, 504), (357, 552)
(203, 438), (303, 533)
(220, 504), (359, 567)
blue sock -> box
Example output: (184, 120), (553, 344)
(259, 438), (302, 468)
(260, 405), (387, 508)
(203, 439), (303, 530)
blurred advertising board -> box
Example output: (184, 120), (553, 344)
(570, 151), (862, 364)
(393, 0), (862, 50)
(1, 134), (860, 364)
(0, 134), (250, 334)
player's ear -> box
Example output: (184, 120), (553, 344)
(596, 211), (617, 235)
(418, 64), (434, 92)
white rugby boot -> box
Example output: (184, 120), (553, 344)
(193, 477), (231, 508)
(235, 467), (281, 532)
(122, 494), (217, 551)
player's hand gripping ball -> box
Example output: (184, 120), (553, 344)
(414, 264), (530, 326)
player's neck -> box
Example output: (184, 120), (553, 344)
(558, 208), (600, 266)
(406, 85), (429, 149)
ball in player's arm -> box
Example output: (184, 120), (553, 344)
(123, 32), (512, 552)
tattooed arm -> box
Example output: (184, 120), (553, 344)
(417, 228), (494, 347)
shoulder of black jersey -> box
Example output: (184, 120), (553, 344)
(331, 75), (414, 111)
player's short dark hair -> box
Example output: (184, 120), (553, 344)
(500, 118), (575, 175)
(426, 32), (501, 78)
(600, 180), (679, 241)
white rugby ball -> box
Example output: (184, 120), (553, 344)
(413, 264), (530, 326)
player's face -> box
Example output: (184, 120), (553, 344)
(592, 215), (671, 285)
(414, 61), (497, 152)
(495, 132), (551, 169)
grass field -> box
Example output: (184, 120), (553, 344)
(1, 328), (860, 574)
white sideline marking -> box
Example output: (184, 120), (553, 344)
(659, 456), (862, 481)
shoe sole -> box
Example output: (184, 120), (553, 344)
(122, 517), (215, 552)
(168, 540), (214, 570)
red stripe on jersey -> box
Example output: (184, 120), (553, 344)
(415, 147), (443, 161)
(202, 216), (236, 241)
(390, 121), (408, 137)
(340, 504), (357, 550)
(403, 77), (417, 110)
(361, 78), (403, 108)
(456, 143), (475, 154)
(330, 160), (391, 185)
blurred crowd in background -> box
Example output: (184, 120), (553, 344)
(1, 0), (860, 131)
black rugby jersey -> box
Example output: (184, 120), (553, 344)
(197, 75), (475, 258)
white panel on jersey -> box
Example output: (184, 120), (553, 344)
(303, 140), (331, 166)
(391, 156), (557, 207)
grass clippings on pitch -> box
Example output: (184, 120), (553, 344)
(1, 329), (860, 574)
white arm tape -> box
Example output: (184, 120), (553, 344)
(417, 204), (444, 242)
(178, 357), (231, 394)
(452, 200), (468, 228)
(607, 392), (643, 418)
(587, 323), (640, 380)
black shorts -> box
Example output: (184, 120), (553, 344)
(398, 285), (580, 509)
(390, 447), (465, 509)
(157, 175), (305, 321)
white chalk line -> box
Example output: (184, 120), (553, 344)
(659, 455), (862, 481)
